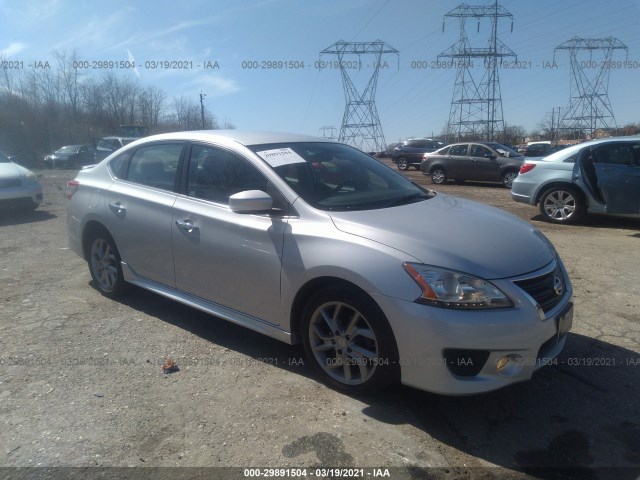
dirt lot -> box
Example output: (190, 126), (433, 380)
(0, 162), (639, 479)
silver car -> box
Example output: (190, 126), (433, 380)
(0, 152), (43, 211)
(67, 131), (573, 395)
(512, 137), (640, 224)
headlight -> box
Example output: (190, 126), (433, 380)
(24, 171), (37, 182)
(403, 263), (513, 309)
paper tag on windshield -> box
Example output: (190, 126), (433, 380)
(256, 148), (307, 168)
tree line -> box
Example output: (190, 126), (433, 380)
(0, 50), (234, 166)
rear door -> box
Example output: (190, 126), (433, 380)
(592, 142), (640, 214)
(102, 142), (185, 286)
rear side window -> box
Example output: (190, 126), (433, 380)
(593, 143), (640, 166)
(449, 144), (468, 156)
(126, 143), (183, 191)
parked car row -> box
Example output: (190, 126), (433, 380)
(43, 136), (138, 169)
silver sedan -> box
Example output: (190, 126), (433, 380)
(0, 152), (43, 211)
(67, 131), (573, 395)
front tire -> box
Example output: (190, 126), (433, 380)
(539, 186), (584, 224)
(301, 286), (399, 395)
(397, 158), (409, 171)
(87, 228), (127, 297)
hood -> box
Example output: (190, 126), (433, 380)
(328, 194), (555, 280)
(0, 162), (28, 180)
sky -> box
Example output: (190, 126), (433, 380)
(1, 0), (639, 144)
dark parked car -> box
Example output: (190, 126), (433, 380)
(44, 145), (96, 168)
(390, 138), (446, 171)
(420, 142), (525, 188)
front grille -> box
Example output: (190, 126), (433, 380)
(514, 268), (564, 313)
(0, 179), (21, 188)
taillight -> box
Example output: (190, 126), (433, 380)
(520, 163), (536, 174)
(66, 180), (80, 199)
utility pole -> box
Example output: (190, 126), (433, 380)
(199, 90), (207, 129)
(320, 40), (398, 153)
(439, 1), (515, 142)
(555, 37), (627, 139)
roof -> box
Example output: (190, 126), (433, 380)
(133, 130), (333, 146)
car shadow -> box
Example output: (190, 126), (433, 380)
(0, 209), (57, 226)
(101, 283), (640, 477)
(530, 213), (640, 231)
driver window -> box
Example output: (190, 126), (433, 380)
(470, 145), (490, 157)
(187, 144), (268, 205)
(449, 144), (468, 156)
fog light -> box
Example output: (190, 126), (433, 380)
(496, 354), (524, 376)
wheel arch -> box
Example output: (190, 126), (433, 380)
(534, 181), (586, 206)
(81, 221), (115, 261)
(289, 276), (384, 344)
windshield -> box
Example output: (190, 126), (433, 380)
(486, 143), (521, 157)
(0, 152), (9, 163)
(55, 145), (80, 154)
(97, 139), (121, 151)
(249, 142), (432, 211)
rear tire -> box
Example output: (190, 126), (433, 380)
(539, 186), (585, 224)
(301, 285), (399, 395)
(87, 228), (127, 297)
(397, 158), (409, 171)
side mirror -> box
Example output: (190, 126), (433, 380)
(229, 190), (273, 213)
(484, 153), (497, 160)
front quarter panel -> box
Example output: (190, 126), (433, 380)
(279, 205), (422, 334)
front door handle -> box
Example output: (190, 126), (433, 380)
(109, 202), (126, 215)
(175, 219), (199, 233)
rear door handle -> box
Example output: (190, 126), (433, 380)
(109, 202), (126, 215)
(175, 219), (199, 233)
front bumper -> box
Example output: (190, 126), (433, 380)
(373, 259), (573, 395)
(0, 181), (43, 208)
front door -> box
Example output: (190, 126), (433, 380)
(172, 143), (287, 325)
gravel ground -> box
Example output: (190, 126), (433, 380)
(0, 163), (638, 480)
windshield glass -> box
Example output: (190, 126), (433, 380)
(249, 142), (432, 211)
(56, 145), (80, 154)
(0, 152), (10, 163)
(486, 143), (521, 157)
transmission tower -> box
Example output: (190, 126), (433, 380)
(555, 37), (627, 139)
(319, 125), (337, 139)
(439, 1), (515, 142)
(320, 40), (398, 152)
